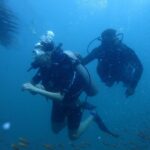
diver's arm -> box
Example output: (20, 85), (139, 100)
(75, 64), (98, 96)
(125, 61), (143, 97)
(128, 55), (143, 90)
(64, 50), (98, 96)
(127, 46), (143, 89)
(123, 45), (143, 96)
(22, 83), (64, 102)
(82, 47), (99, 65)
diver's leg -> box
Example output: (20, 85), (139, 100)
(51, 102), (66, 133)
(91, 111), (119, 138)
(69, 116), (94, 140)
(67, 105), (94, 140)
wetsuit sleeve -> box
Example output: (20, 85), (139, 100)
(123, 44), (143, 90)
(31, 70), (42, 85)
(82, 47), (100, 65)
(75, 64), (98, 96)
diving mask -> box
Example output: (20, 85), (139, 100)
(33, 42), (45, 56)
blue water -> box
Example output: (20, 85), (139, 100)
(0, 0), (150, 149)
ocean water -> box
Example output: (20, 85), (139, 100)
(0, 0), (150, 149)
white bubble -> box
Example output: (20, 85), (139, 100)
(97, 136), (101, 140)
(2, 122), (11, 130)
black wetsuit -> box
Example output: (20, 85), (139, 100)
(31, 52), (86, 130)
(83, 42), (143, 92)
(30, 51), (119, 136)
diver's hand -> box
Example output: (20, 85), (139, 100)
(125, 87), (135, 97)
(22, 83), (38, 94)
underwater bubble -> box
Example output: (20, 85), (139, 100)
(2, 122), (11, 130)
(97, 136), (102, 140)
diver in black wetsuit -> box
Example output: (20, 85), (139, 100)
(22, 30), (118, 140)
(83, 29), (143, 97)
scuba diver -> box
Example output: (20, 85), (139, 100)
(22, 30), (118, 140)
(0, 0), (18, 47)
(82, 28), (143, 97)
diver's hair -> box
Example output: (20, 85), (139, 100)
(101, 28), (117, 39)
(86, 29), (124, 54)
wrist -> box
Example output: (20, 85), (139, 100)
(31, 86), (39, 93)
